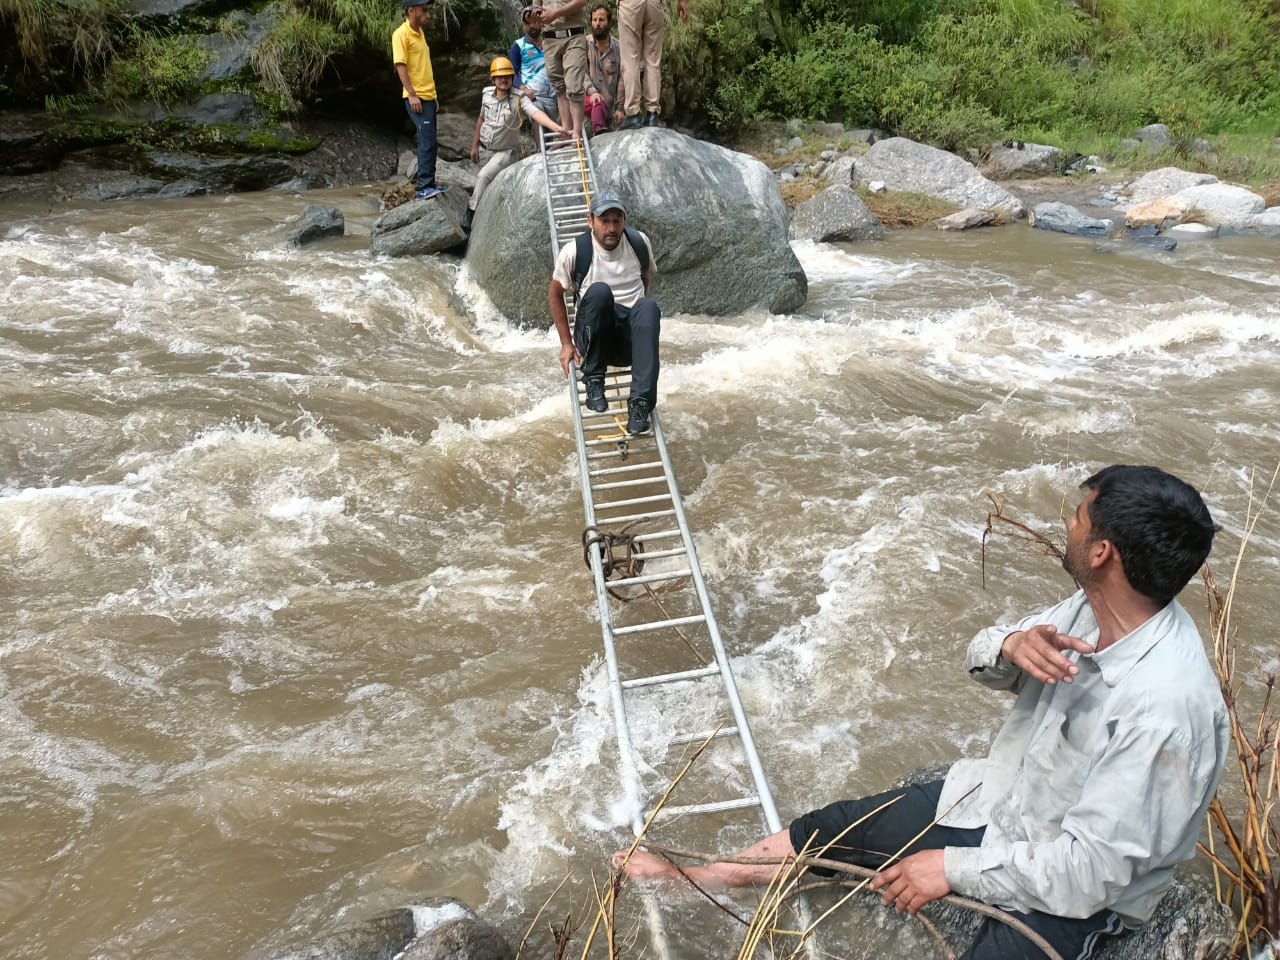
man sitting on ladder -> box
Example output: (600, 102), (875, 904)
(548, 189), (660, 437)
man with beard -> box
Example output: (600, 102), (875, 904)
(615, 465), (1227, 960)
(583, 4), (624, 134)
(510, 5), (558, 120)
(548, 190), (659, 436)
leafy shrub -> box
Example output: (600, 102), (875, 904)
(103, 31), (211, 105)
(252, 11), (348, 104)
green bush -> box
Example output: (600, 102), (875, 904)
(252, 11), (349, 104)
(102, 31), (211, 105)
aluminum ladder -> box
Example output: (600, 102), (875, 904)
(538, 126), (783, 845)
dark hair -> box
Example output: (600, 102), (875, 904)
(1081, 465), (1216, 605)
(589, 2), (611, 21)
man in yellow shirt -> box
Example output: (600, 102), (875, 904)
(392, 0), (444, 200)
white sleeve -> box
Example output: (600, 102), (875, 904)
(552, 240), (577, 291)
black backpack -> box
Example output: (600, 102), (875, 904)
(570, 227), (650, 300)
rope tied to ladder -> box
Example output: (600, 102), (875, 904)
(581, 523), (707, 665)
(582, 522), (644, 590)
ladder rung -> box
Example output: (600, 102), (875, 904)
(581, 406), (628, 420)
(597, 508), (673, 524)
(592, 475), (666, 492)
(670, 726), (739, 746)
(652, 797), (762, 820)
(633, 528), (681, 541)
(595, 493), (672, 511)
(589, 460), (664, 477)
(621, 665), (718, 688)
(605, 567), (690, 588)
(612, 614), (706, 636)
(632, 547), (687, 561)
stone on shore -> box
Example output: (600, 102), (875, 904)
(983, 141), (1061, 179)
(1031, 201), (1114, 237)
(466, 128), (806, 325)
(1166, 222), (1220, 240)
(788, 185), (885, 243)
(1172, 183), (1265, 230)
(931, 208), (996, 231)
(1124, 197), (1187, 229)
(850, 137), (1025, 218)
(1126, 167), (1219, 203)
(371, 189), (468, 256)
(1249, 207), (1280, 236)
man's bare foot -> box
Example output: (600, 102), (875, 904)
(612, 848), (682, 881)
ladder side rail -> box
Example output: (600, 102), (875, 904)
(649, 410), (783, 835)
(568, 360), (649, 837)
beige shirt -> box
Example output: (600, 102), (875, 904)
(478, 86), (523, 153)
(553, 229), (654, 309)
(941, 590), (1228, 924)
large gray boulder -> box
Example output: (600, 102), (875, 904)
(1173, 183), (1266, 230)
(371, 190), (469, 256)
(984, 141), (1061, 179)
(789, 185), (885, 243)
(851, 137), (1025, 218)
(466, 128), (807, 325)
(1126, 167), (1219, 203)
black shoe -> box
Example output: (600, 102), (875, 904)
(584, 377), (607, 413)
(644, 111), (660, 127)
(626, 396), (651, 435)
(619, 114), (643, 131)
(462, 208), (474, 234)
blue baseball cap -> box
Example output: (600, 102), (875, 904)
(590, 190), (627, 216)
(404, 0), (433, 9)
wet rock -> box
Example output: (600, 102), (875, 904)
(1030, 201), (1114, 237)
(1125, 196), (1187, 229)
(400, 919), (513, 960)
(1166, 222), (1220, 240)
(145, 152), (304, 192)
(255, 907), (416, 960)
(931, 208), (996, 231)
(201, 4), (283, 80)
(466, 128), (806, 323)
(984, 141), (1061, 179)
(288, 205), (345, 246)
(0, 112), (62, 174)
(851, 137), (1025, 219)
(789, 185), (885, 243)
(167, 93), (262, 126)
(1172, 183), (1265, 230)
(1133, 235), (1177, 250)
(370, 189), (468, 256)
(1126, 167), (1218, 203)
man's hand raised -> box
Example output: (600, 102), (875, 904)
(1000, 624), (1094, 684)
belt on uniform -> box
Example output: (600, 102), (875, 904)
(544, 26), (585, 38)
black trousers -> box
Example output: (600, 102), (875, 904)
(789, 781), (1125, 960)
(573, 282), (660, 407)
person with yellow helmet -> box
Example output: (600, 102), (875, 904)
(464, 55), (565, 234)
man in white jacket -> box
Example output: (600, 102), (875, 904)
(616, 464), (1226, 960)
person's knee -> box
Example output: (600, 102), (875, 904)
(581, 281), (615, 306)
(630, 298), (660, 332)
